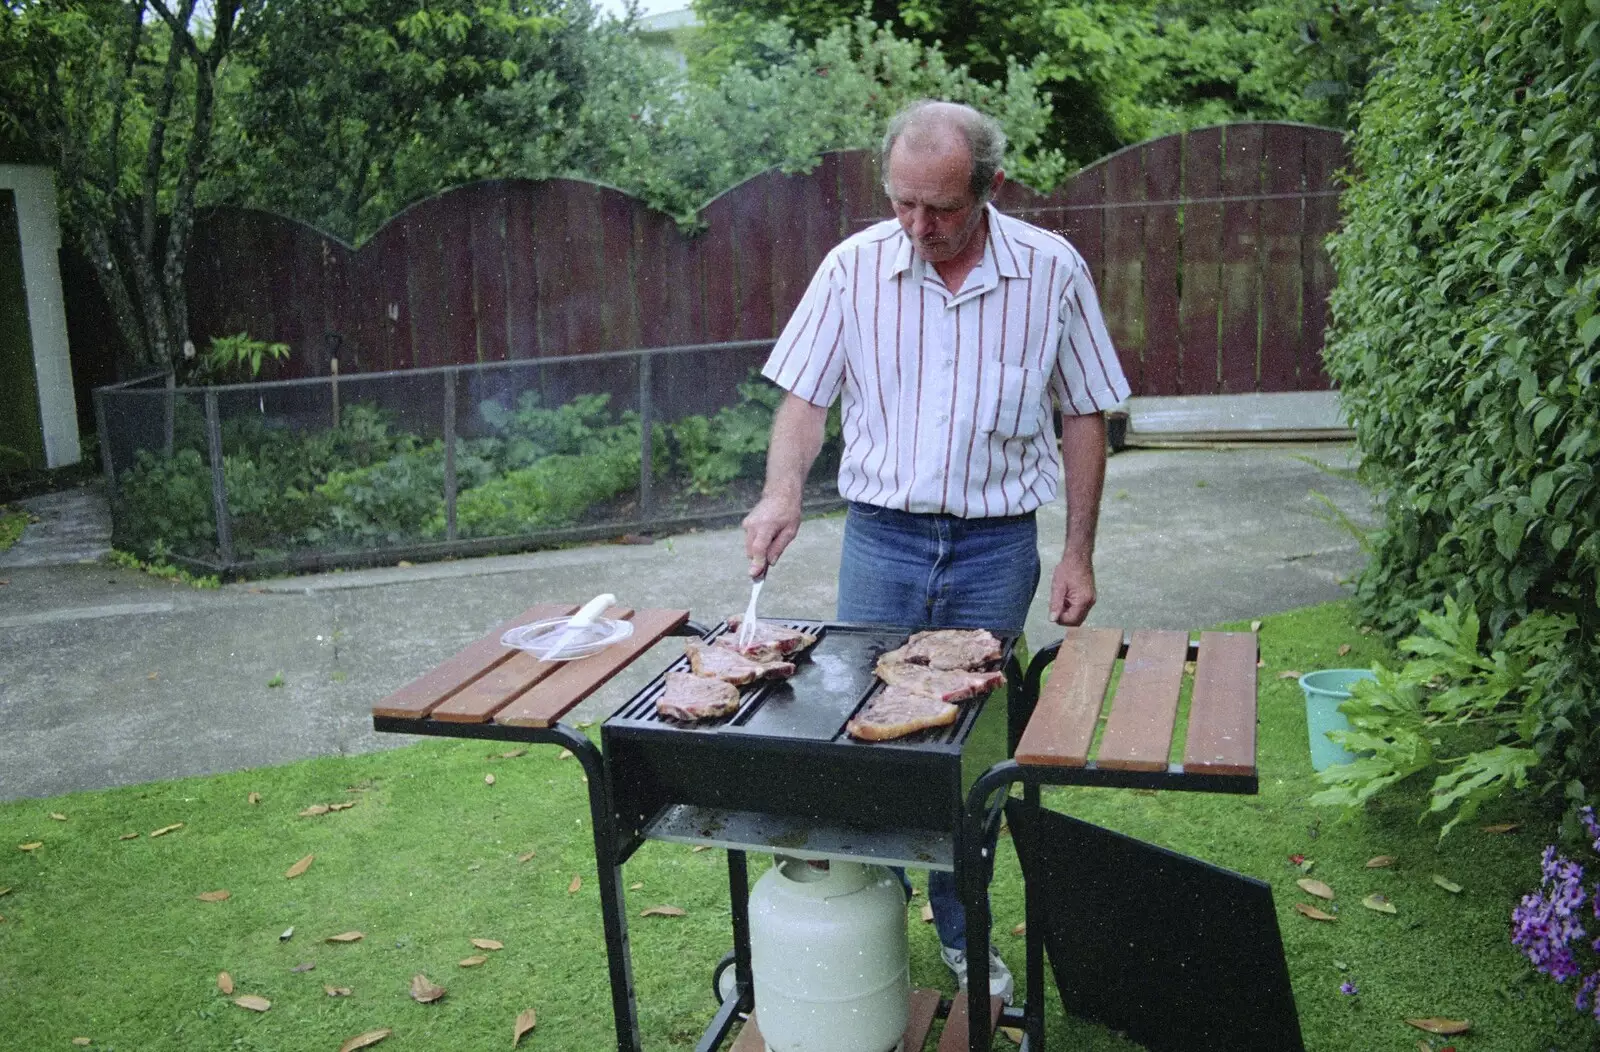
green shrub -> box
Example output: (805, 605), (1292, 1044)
(454, 439), (640, 538)
(1323, 0), (1600, 815)
(113, 448), (216, 557)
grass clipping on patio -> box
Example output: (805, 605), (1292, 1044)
(0, 600), (1593, 1050)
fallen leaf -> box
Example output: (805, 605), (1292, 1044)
(72, 1039), (91, 1046)
(630, 881), (644, 890)
(233, 995), (271, 1012)
(497, 749), (526, 760)
(409, 974), (446, 1004)
(640, 905), (687, 918)
(118, 832), (139, 840)
(1480, 823), (1519, 835)
(691, 845), (710, 853)
(1415, 1043), (1431, 1052)
(197, 890), (231, 902)
(1297, 858), (1317, 873)
(1001, 1026), (1024, 1044)
(517, 851), (536, 864)
(470, 938), (504, 950)
(1293, 903), (1336, 922)
(460, 955), (489, 967)
(218, 972), (234, 995)
(285, 854), (315, 879)
(1404, 1018), (1470, 1035)
(291, 962), (316, 973)
(325, 986), (353, 997)
(300, 804), (331, 817)
(1011, 923), (1026, 936)
(280, 926), (295, 941)
(327, 802), (355, 811)
(338, 1028), (392, 1052)
(1362, 893), (1397, 914)
(1297, 878), (1335, 901)
(49, 813), (67, 822)
(1337, 644), (1352, 656)
(576, 720), (593, 729)
(1277, 670), (1303, 680)
(568, 875), (581, 894)
(514, 1008), (537, 1047)
(484, 774), (496, 786)
(150, 823), (183, 837)
(921, 903), (935, 923)
(1183, 660), (1197, 675)
(1365, 855), (1395, 868)
(326, 931), (365, 943)
(247, 792), (261, 805)
(148, 671), (159, 680)
(1432, 875), (1463, 894)
(18, 842), (41, 852)
(0, 887), (9, 897)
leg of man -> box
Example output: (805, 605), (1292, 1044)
(838, 503), (1039, 1000)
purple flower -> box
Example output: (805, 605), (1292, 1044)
(1340, 981), (1358, 996)
(1512, 826), (1600, 1023)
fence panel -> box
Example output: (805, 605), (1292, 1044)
(1140, 134), (1183, 396)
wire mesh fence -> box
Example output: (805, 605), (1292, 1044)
(93, 340), (844, 578)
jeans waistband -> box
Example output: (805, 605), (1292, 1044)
(846, 501), (1036, 529)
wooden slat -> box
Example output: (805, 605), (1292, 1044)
(370, 603), (575, 719)
(734, 987), (941, 1052)
(1218, 123), (1264, 394)
(1013, 627), (1123, 768)
(1101, 147), (1146, 393)
(434, 606), (634, 723)
(495, 607), (691, 727)
(1095, 629), (1190, 772)
(1301, 131), (1345, 390)
(504, 181), (541, 359)
(1177, 127), (1223, 395)
(936, 990), (1006, 1052)
(1140, 134), (1183, 396)
(1258, 124), (1306, 392)
(1181, 631), (1259, 776)
(468, 182), (510, 363)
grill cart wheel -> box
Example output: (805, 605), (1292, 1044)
(713, 950), (741, 1004)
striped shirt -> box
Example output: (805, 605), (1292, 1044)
(763, 204), (1130, 519)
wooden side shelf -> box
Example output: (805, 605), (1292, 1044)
(730, 988), (954, 1051)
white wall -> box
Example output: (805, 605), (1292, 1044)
(0, 165), (79, 469)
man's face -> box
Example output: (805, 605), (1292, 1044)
(885, 136), (989, 265)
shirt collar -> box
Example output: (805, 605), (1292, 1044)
(884, 203), (1025, 286)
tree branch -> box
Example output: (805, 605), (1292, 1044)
(106, 1), (148, 202)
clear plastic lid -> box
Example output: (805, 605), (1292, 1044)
(501, 617), (635, 661)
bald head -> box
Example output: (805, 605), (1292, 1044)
(881, 101), (1007, 203)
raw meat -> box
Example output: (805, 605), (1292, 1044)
(873, 661), (1003, 703)
(686, 641), (796, 685)
(719, 617), (818, 660)
(845, 686), (959, 741)
(878, 628), (1002, 671)
(656, 672), (742, 722)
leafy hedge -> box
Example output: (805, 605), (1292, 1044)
(1323, 0), (1600, 816)
(112, 379), (819, 563)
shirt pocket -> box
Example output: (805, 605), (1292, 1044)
(980, 363), (1046, 438)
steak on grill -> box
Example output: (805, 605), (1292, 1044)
(718, 617), (818, 660)
(872, 661), (1004, 703)
(846, 686), (959, 741)
(878, 628), (1002, 670)
(685, 641), (796, 685)
(656, 671), (742, 722)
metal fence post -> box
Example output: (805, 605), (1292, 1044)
(203, 390), (235, 566)
(638, 352), (654, 521)
(444, 368), (458, 542)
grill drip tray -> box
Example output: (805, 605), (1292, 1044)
(644, 803), (954, 872)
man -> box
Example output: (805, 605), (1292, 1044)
(742, 100), (1130, 1002)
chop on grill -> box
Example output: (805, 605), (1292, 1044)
(878, 628), (1002, 670)
(718, 616), (818, 660)
(685, 640), (795, 685)
(845, 686), (959, 741)
(656, 671), (742, 722)
(872, 661), (1003, 703)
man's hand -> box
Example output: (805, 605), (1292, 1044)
(1049, 552), (1097, 626)
(742, 492), (802, 577)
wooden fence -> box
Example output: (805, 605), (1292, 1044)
(182, 122), (1346, 398)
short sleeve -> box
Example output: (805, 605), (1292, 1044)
(761, 253), (848, 408)
(1051, 262), (1131, 415)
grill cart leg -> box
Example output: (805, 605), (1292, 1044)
(1021, 784), (1046, 1050)
(727, 850), (755, 1014)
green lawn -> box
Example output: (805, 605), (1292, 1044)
(0, 601), (1592, 1051)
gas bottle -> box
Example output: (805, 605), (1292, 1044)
(748, 857), (910, 1052)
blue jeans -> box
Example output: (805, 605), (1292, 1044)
(837, 501), (1040, 952)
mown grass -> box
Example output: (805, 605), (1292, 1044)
(0, 600), (1592, 1051)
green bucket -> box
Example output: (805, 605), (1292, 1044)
(1298, 669), (1376, 772)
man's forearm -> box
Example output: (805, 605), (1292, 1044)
(1060, 412), (1108, 558)
(763, 393), (829, 501)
